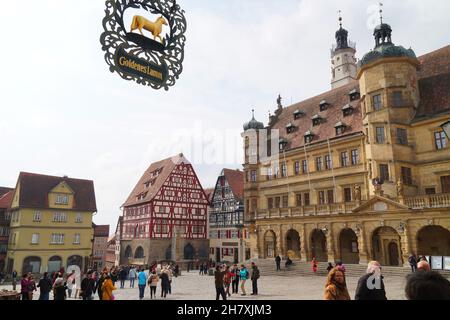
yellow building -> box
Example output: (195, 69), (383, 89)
(242, 19), (450, 267)
(6, 172), (97, 274)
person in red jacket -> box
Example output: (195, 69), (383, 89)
(223, 265), (235, 297)
(312, 257), (318, 274)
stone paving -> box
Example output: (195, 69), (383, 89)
(0, 270), (408, 300)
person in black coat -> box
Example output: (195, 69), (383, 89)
(275, 256), (281, 271)
(95, 273), (106, 301)
(37, 272), (53, 300)
(119, 268), (127, 289)
(80, 271), (96, 300)
(355, 261), (387, 300)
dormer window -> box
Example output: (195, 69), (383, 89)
(304, 131), (314, 144)
(286, 123), (295, 134)
(55, 194), (68, 205)
(312, 114), (323, 126)
(342, 104), (354, 117)
(319, 100), (330, 112)
(279, 138), (288, 151)
(335, 122), (347, 135)
(349, 89), (360, 101)
(293, 109), (304, 120)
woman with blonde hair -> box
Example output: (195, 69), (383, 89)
(101, 275), (117, 300)
(324, 267), (351, 300)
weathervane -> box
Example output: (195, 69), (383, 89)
(338, 10), (342, 28)
(379, 2), (384, 24)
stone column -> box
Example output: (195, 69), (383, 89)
(276, 226), (283, 257)
(399, 222), (410, 267)
(326, 226), (336, 263)
(300, 226), (308, 261)
(356, 224), (368, 264)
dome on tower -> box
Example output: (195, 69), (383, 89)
(335, 26), (349, 50)
(243, 111), (264, 131)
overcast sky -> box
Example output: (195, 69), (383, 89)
(0, 0), (448, 231)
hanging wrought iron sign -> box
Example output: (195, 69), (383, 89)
(100, 0), (186, 90)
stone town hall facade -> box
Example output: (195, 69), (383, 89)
(242, 17), (450, 267)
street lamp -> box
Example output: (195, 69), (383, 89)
(441, 120), (450, 140)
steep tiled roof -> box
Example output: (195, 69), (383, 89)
(0, 187), (13, 197)
(223, 169), (244, 200)
(94, 224), (110, 237)
(122, 153), (191, 207)
(417, 45), (450, 79)
(0, 190), (14, 209)
(14, 172), (97, 211)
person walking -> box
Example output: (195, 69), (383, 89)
(12, 270), (18, 291)
(37, 272), (52, 300)
(275, 255), (281, 271)
(28, 274), (37, 300)
(148, 271), (159, 299)
(174, 265), (180, 277)
(408, 254), (418, 273)
(101, 275), (116, 300)
(405, 271), (450, 300)
(53, 273), (67, 300)
(20, 273), (31, 300)
(80, 271), (96, 300)
(324, 267), (351, 300)
(119, 267), (127, 289)
(160, 268), (170, 298)
(355, 261), (387, 300)
(312, 257), (318, 274)
(66, 271), (76, 298)
(110, 268), (118, 286)
(95, 272), (106, 301)
(327, 263), (334, 273)
(137, 268), (147, 300)
(239, 265), (249, 296)
(231, 264), (240, 294)
(129, 267), (137, 288)
(214, 265), (227, 301)
(250, 262), (260, 296)
(224, 266), (235, 297)
(166, 267), (173, 295)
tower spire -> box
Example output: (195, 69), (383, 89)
(379, 2), (384, 24)
(338, 10), (343, 28)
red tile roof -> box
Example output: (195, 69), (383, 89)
(14, 172), (97, 211)
(0, 187), (13, 197)
(94, 224), (110, 237)
(0, 190), (14, 209)
(223, 169), (244, 200)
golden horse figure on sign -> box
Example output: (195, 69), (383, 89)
(130, 15), (168, 43)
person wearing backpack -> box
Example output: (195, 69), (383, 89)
(239, 265), (248, 296)
(250, 262), (260, 296)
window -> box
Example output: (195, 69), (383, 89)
(267, 167), (272, 180)
(318, 191), (326, 205)
(376, 127), (385, 144)
(281, 163), (287, 177)
(397, 128), (408, 145)
(304, 193), (310, 206)
(401, 167), (413, 185)
(286, 124), (295, 134)
(31, 233), (39, 244)
(159, 206), (165, 213)
(75, 213), (82, 223)
(392, 91), (403, 107)
(282, 196), (288, 208)
(312, 118), (321, 126)
(294, 110), (303, 119)
(325, 155), (332, 170)
(344, 188), (352, 202)
(74, 234), (81, 244)
(336, 125), (346, 135)
(274, 166), (280, 178)
(372, 94), (382, 111)
(53, 212), (67, 223)
(268, 198), (273, 209)
(379, 164), (390, 183)
(55, 194), (69, 205)
(351, 149), (359, 165)
(305, 134), (313, 144)
(296, 194), (302, 206)
(294, 161), (300, 175)
(193, 226), (203, 234)
(302, 160), (308, 174)
(327, 190), (335, 204)
(435, 131), (447, 150)
(275, 197), (281, 208)
(51, 233), (65, 244)
(425, 188), (436, 195)
(316, 157), (323, 172)
(33, 211), (41, 222)
(341, 151), (349, 167)
(441, 176), (450, 194)
(250, 170), (257, 182)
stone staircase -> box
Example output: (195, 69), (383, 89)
(247, 259), (450, 278)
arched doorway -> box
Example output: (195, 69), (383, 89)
(184, 243), (195, 260)
(22, 256), (41, 274)
(310, 229), (327, 262)
(417, 225), (450, 256)
(339, 229), (359, 264)
(286, 229), (301, 258)
(264, 230), (277, 258)
(67, 255), (83, 269)
(48, 256), (62, 273)
(372, 227), (402, 266)
(124, 246), (132, 259)
(134, 246), (144, 259)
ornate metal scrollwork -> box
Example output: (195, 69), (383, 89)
(100, 0), (187, 90)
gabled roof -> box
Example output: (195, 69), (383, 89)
(0, 190), (14, 209)
(222, 169), (244, 200)
(122, 153), (191, 207)
(13, 172), (97, 211)
(94, 224), (110, 237)
(352, 195), (410, 213)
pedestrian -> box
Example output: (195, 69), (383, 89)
(167, 267), (173, 294)
(66, 271), (76, 298)
(199, 263), (203, 275)
(405, 271), (450, 300)
(37, 272), (52, 300)
(110, 268), (118, 286)
(53, 273), (67, 300)
(148, 271), (159, 299)
(224, 265), (234, 297)
(327, 263), (333, 273)
(335, 261), (346, 274)
(214, 265), (227, 301)
(324, 267), (351, 300)
(137, 268), (147, 300)
(408, 253), (418, 273)
(101, 275), (116, 300)
(174, 265), (180, 277)
(312, 257), (318, 274)
(355, 261), (387, 300)
(80, 271), (96, 300)
(285, 256), (293, 269)
(20, 273), (31, 300)
(12, 270), (18, 291)
(28, 274), (37, 300)
(417, 260), (431, 272)
(95, 272), (106, 301)
(275, 255), (281, 271)
(231, 264), (240, 294)
(129, 266), (137, 288)
(160, 268), (170, 298)
(239, 264), (249, 296)
(119, 267), (127, 289)
(250, 262), (260, 296)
